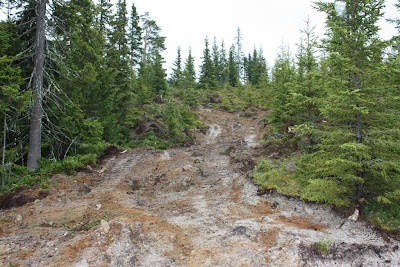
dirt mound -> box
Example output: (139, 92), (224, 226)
(103, 145), (121, 156)
(0, 187), (49, 210)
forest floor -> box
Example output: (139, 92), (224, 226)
(0, 108), (399, 267)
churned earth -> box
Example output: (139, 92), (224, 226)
(0, 108), (399, 267)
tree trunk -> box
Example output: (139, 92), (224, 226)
(353, 68), (364, 206)
(1, 112), (6, 188)
(27, 0), (46, 171)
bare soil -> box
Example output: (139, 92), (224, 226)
(0, 108), (399, 267)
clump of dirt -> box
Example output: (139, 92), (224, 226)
(0, 187), (49, 210)
(259, 227), (280, 248)
(277, 214), (327, 232)
(209, 94), (222, 104)
(103, 145), (121, 157)
(300, 242), (397, 266)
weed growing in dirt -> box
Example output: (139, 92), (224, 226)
(312, 239), (330, 256)
(68, 211), (108, 233)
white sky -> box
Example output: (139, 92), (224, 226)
(129, 0), (398, 74)
(1, 0), (398, 74)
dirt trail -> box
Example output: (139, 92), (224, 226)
(1, 109), (399, 267)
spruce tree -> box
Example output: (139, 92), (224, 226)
(129, 1), (142, 68)
(270, 43), (296, 127)
(287, 19), (323, 151)
(0, 21), (28, 180)
(151, 50), (167, 95)
(182, 48), (196, 89)
(246, 48), (268, 86)
(234, 27), (244, 84)
(97, 0), (113, 35)
(106, 0), (133, 142)
(219, 40), (229, 86)
(228, 44), (239, 87)
(211, 37), (221, 86)
(302, 0), (393, 207)
(170, 46), (183, 88)
(199, 36), (216, 89)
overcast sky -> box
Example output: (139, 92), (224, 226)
(129, 0), (398, 74)
(0, 0), (398, 74)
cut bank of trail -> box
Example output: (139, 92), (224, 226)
(0, 109), (399, 266)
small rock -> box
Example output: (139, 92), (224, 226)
(95, 204), (102, 210)
(49, 221), (54, 227)
(34, 199), (41, 205)
(232, 226), (250, 238)
(182, 165), (196, 172)
(348, 209), (359, 222)
(285, 162), (297, 172)
(192, 151), (203, 157)
(304, 207), (314, 216)
(16, 214), (23, 222)
(100, 220), (110, 234)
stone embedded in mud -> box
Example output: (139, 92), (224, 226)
(232, 226), (251, 238)
(100, 220), (110, 234)
(15, 214), (23, 222)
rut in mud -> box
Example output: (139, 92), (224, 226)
(0, 109), (399, 267)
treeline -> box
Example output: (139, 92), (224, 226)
(253, 0), (400, 231)
(170, 28), (269, 90)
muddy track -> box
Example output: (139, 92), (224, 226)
(0, 109), (399, 267)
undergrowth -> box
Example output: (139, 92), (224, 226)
(252, 131), (400, 232)
(214, 85), (272, 112)
(129, 100), (205, 149)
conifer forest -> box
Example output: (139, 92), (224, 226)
(1, 1), (400, 264)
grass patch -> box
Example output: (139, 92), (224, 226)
(311, 239), (330, 256)
(364, 202), (400, 232)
